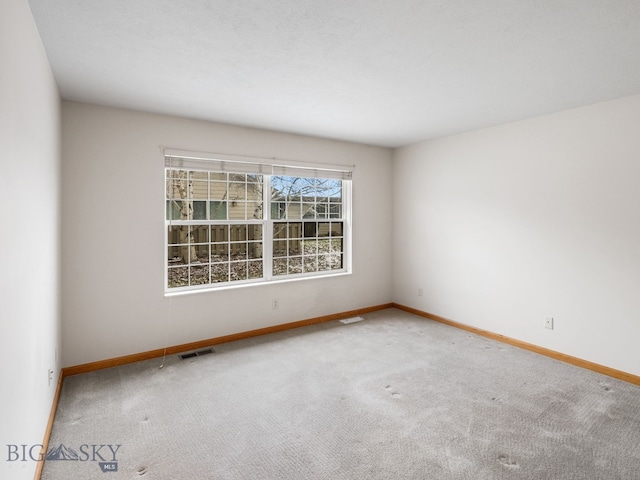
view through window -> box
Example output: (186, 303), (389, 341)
(165, 154), (352, 292)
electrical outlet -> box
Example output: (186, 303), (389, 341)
(48, 369), (54, 387)
(418, 288), (424, 297)
(544, 316), (554, 330)
(272, 299), (279, 310)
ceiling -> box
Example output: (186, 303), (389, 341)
(28, 0), (640, 148)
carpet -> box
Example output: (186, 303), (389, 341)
(41, 308), (640, 479)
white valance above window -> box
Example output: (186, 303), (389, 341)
(164, 149), (353, 181)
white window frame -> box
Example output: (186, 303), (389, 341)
(164, 150), (353, 295)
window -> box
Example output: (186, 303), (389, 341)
(165, 152), (352, 292)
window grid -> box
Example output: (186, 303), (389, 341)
(167, 223), (264, 287)
(166, 167), (349, 292)
(271, 221), (343, 277)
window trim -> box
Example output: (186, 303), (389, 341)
(164, 150), (353, 295)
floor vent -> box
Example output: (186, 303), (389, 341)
(179, 348), (215, 360)
(340, 316), (365, 325)
(196, 348), (214, 356)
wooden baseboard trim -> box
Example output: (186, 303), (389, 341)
(62, 303), (393, 378)
(392, 303), (640, 386)
(33, 369), (64, 480)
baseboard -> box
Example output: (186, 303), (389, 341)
(392, 303), (640, 387)
(33, 369), (63, 480)
(62, 303), (393, 377)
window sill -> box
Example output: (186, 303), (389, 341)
(164, 270), (352, 297)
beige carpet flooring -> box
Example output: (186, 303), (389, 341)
(42, 308), (640, 479)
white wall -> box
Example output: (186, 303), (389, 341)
(393, 94), (640, 376)
(0, 1), (61, 478)
(61, 102), (392, 367)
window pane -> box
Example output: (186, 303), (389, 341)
(211, 263), (229, 283)
(317, 203), (330, 219)
(230, 242), (247, 260)
(230, 173), (247, 182)
(190, 265), (209, 285)
(273, 240), (287, 257)
(211, 243), (229, 262)
(303, 256), (317, 273)
(248, 260), (263, 279)
(288, 222), (302, 239)
(168, 225), (188, 245)
(271, 176), (298, 198)
(210, 172), (226, 182)
(211, 225), (228, 243)
(330, 222), (343, 236)
(229, 202), (247, 220)
(248, 242), (263, 259)
(302, 203), (315, 218)
(303, 239), (317, 255)
(288, 239), (302, 256)
(230, 262), (247, 281)
(327, 180), (343, 201)
(270, 177), (343, 221)
(271, 202), (285, 219)
(331, 254), (343, 270)
(289, 256), (303, 274)
(303, 222), (317, 238)
(229, 183), (247, 201)
(273, 258), (287, 276)
(273, 222), (287, 239)
(330, 204), (342, 218)
(165, 176), (174, 200)
(210, 181), (227, 201)
(286, 202), (302, 219)
(318, 254), (332, 272)
(168, 266), (188, 288)
(248, 201), (263, 219)
(229, 225), (246, 241)
(318, 222), (330, 237)
(193, 201), (207, 220)
(189, 171), (208, 181)
(166, 170), (188, 201)
(190, 181), (208, 200)
(318, 178), (341, 196)
(167, 246), (184, 265)
(210, 201), (227, 220)
(169, 201), (192, 220)
(247, 225), (262, 241)
(190, 225), (209, 243)
(166, 200), (182, 220)
(191, 244), (209, 264)
(318, 238), (331, 255)
(247, 176), (263, 201)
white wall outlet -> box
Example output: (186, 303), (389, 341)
(48, 369), (54, 387)
(272, 299), (279, 310)
(544, 316), (554, 330)
(418, 287), (424, 297)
